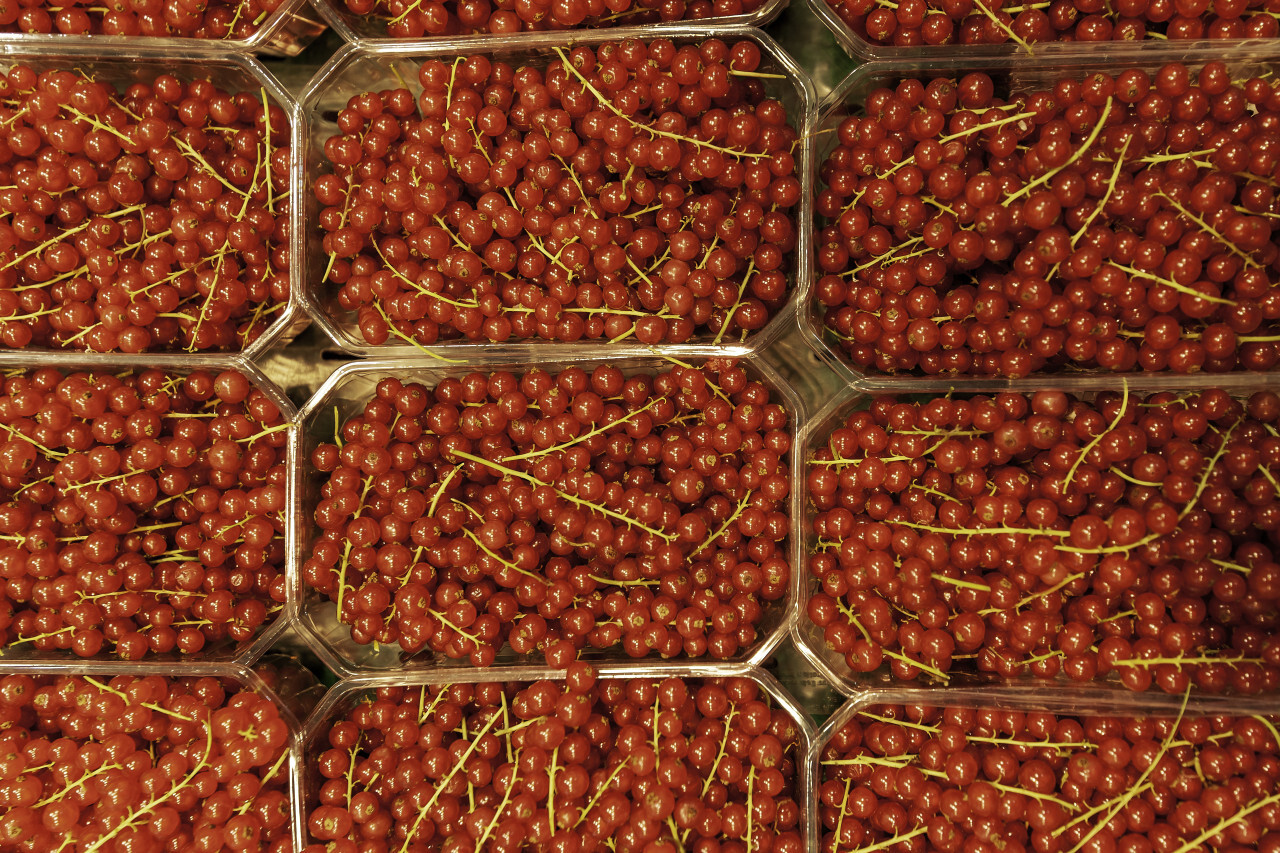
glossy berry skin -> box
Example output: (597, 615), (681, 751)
(0, 65), (291, 353)
(345, 0), (768, 35)
(0, 367), (289, 660)
(815, 62), (1280, 377)
(806, 388), (1280, 695)
(304, 674), (805, 853)
(0, 672), (292, 853)
(316, 38), (802, 349)
(0, 0), (286, 38)
(820, 702), (1280, 853)
(303, 359), (793, 667)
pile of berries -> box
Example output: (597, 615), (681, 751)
(0, 0), (287, 38)
(315, 38), (802, 349)
(807, 387), (1280, 694)
(305, 669), (805, 853)
(303, 360), (793, 667)
(0, 367), (290, 659)
(0, 672), (292, 852)
(0, 64), (291, 353)
(815, 61), (1280, 377)
(820, 702), (1280, 853)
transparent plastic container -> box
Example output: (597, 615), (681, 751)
(312, 0), (789, 42)
(0, 1), (325, 56)
(296, 28), (816, 361)
(294, 663), (817, 853)
(0, 43), (307, 361)
(799, 44), (1280, 389)
(805, 0), (1280, 62)
(809, 683), (1280, 853)
(290, 354), (805, 677)
(792, 372), (1280, 698)
(0, 353), (299, 667)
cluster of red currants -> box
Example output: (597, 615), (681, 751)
(0, 64), (291, 353)
(304, 360), (792, 668)
(305, 669), (805, 853)
(0, 0), (285, 38)
(807, 387), (1280, 694)
(815, 62), (1280, 377)
(824, 0), (1280, 47)
(336, 0), (767, 36)
(0, 672), (292, 852)
(820, 702), (1280, 853)
(316, 38), (802, 349)
(0, 367), (289, 660)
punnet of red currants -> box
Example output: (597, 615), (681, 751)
(0, 0), (293, 40)
(818, 700), (1280, 853)
(307, 36), (805, 352)
(804, 385), (1280, 695)
(0, 58), (293, 354)
(813, 60), (1280, 378)
(821, 0), (1280, 48)
(324, 0), (774, 38)
(0, 669), (295, 852)
(302, 668), (807, 853)
(300, 358), (795, 670)
(0, 366), (291, 660)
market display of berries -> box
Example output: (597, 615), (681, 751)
(815, 61), (1280, 377)
(314, 38), (802, 349)
(332, 0), (768, 37)
(823, 0), (1280, 47)
(0, 367), (290, 659)
(304, 670), (805, 853)
(818, 701), (1280, 853)
(806, 387), (1280, 694)
(0, 64), (291, 353)
(303, 360), (793, 667)
(0, 672), (292, 852)
(0, 0), (285, 39)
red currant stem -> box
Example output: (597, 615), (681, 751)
(476, 753), (522, 849)
(937, 107), (1037, 146)
(372, 237), (480, 309)
(553, 47), (768, 161)
(931, 573), (990, 591)
(501, 395), (666, 462)
(588, 574), (659, 587)
(910, 483), (962, 503)
(461, 525), (551, 586)
(0, 421), (65, 460)
(1065, 135), (1131, 256)
(1210, 557), (1254, 575)
(335, 475), (377, 614)
(6, 625), (74, 647)
(847, 824), (931, 853)
(1110, 466), (1160, 488)
(78, 588), (209, 602)
(892, 518), (1069, 539)
(1112, 654), (1267, 667)
(745, 765), (756, 850)
(449, 448), (675, 542)
(856, 710), (1097, 750)
(397, 709), (501, 853)
(841, 240), (931, 279)
(1179, 416), (1241, 520)
(419, 684), (453, 725)
(545, 744), (559, 835)
(882, 647), (949, 681)
(429, 608), (482, 646)
(1064, 381), (1129, 489)
(1015, 98), (1114, 207)
(153, 487), (198, 512)
(573, 756), (633, 829)
(728, 69), (786, 79)
(427, 465), (462, 518)
(31, 760), (123, 808)
(834, 599), (872, 642)
(233, 748), (288, 816)
(1114, 262), (1237, 306)
(238, 421), (292, 444)
(656, 355), (733, 405)
(172, 137), (251, 201)
(822, 753), (912, 768)
(1257, 465), (1280, 500)
(832, 778), (854, 849)
(711, 256), (756, 346)
(1169, 790), (1280, 853)
(1155, 190), (1259, 269)
(65, 467), (145, 493)
(84, 717), (214, 853)
(1058, 690), (1190, 851)
(688, 489), (754, 561)
(971, 0), (1033, 49)
(372, 301), (465, 363)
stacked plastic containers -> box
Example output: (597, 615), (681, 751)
(288, 7), (823, 852)
(797, 7), (1280, 852)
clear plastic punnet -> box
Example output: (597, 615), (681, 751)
(294, 663), (817, 853)
(311, 0), (789, 43)
(296, 28), (816, 361)
(794, 372), (1280, 700)
(0, 353), (298, 667)
(799, 44), (1280, 389)
(0, 43), (307, 361)
(0, 2), (325, 56)
(289, 355), (805, 677)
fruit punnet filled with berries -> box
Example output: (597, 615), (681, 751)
(304, 670), (806, 853)
(0, 367), (290, 659)
(0, 0), (287, 39)
(823, 0), (1280, 48)
(314, 38), (803, 349)
(814, 61), (1280, 378)
(818, 701), (1280, 853)
(0, 672), (293, 852)
(333, 0), (770, 38)
(0, 64), (291, 353)
(303, 359), (793, 667)
(805, 387), (1280, 695)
